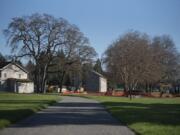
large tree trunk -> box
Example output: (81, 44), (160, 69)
(34, 64), (41, 93)
(42, 64), (48, 93)
(43, 79), (47, 94)
(34, 69), (38, 93)
(124, 82), (130, 98)
(38, 67), (41, 93)
(129, 84), (132, 100)
(59, 70), (66, 93)
(129, 89), (132, 100)
(145, 83), (148, 93)
(42, 69), (46, 93)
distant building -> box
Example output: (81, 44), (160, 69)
(85, 71), (107, 93)
(0, 62), (34, 93)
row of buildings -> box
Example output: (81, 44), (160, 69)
(0, 62), (107, 93)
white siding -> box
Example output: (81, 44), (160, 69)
(0, 64), (27, 81)
(0, 63), (34, 93)
(99, 77), (107, 92)
(17, 82), (34, 93)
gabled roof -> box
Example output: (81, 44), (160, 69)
(0, 62), (11, 69)
(92, 70), (106, 79)
(0, 62), (28, 73)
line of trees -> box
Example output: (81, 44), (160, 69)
(3, 14), (180, 95)
(4, 13), (97, 93)
(103, 31), (180, 98)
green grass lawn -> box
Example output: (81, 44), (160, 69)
(0, 92), (60, 129)
(89, 96), (180, 135)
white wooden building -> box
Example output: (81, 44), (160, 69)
(85, 71), (107, 93)
(0, 62), (34, 93)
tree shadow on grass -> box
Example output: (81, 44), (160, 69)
(1, 102), (122, 128)
(0, 100), (56, 128)
(102, 102), (180, 126)
(0, 109), (35, 129)
(0, 100), (55, 104)
(1, 101), (180, 129)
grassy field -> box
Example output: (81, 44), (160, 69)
(0, 93), (60, 129)
(89, 96), (180, 135)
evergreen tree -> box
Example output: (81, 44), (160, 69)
(93, 58), (103, 74)
(0, 52), (6, 63)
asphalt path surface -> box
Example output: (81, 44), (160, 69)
(0, 96), (134, 135)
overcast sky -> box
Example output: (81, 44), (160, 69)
(0, 0), (180, 57)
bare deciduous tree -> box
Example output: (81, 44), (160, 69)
(4, 13), (96, 93)
(151, 35), (179, 83)
(48, 28), (97, 92)
(104, 31), (163, 99)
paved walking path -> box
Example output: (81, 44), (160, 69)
(0, 96), (134, 135)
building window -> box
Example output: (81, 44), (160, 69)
(4, 73), (6, 78)
(19, 74), (21, 79)
(0, 71), (1, 78)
